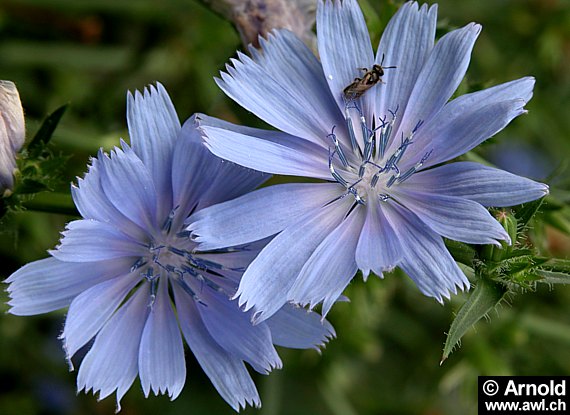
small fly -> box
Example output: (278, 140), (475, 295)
(343, 55), (396, 100)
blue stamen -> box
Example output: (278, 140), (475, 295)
(360, 115), (371, 159)
(176, 230), (191, 238)
(168, 246), (187, 257)
(370, 173), (380, 188)
(177, 277), (207, 307)
(363, 130), (374, 163)
(181, 265), (225, 294)
(162, 206), (179, 233)
(379, 107), (398, 158)
(149, 277), (158, 307)
(191, 257), (223, 271)
(130, 258), (147, 272)
(379, 123), (392, 158)
(347, 185), (365, 205)
(327, 126), (349, 167)
(143, 267), (154, 281)
(345, 115), (358, 152)
(397, 150), (433, 184)
(329, 148), (349, 187)
(412, 119), (424, 133)
(396, 167), (416, 183)
(204, 246), (249, 254)
(388, 105), (399, 119)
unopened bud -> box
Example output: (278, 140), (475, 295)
(493, 209), (518, 260)
(0, 81), (25, 194)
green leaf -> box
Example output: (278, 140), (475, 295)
(16, 179), (49, 194)
(549, 187), (570, 204)
(442, 278), (507, 362)
(28, 104), (68, 151)
(520, 314), (570, 345)
(537, 258), (570, 273)
(533, 258), (570, 284)
(544, 207), (570, 236)
(445, 239), (476, 266)
(535, 270), (570, 285)
(20, 191), (78, 216)
(513, 197), (544, 228)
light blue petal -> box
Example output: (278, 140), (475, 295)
(355, 202), (403, 279)
(170, 116), (225, 230)
(393, 23), (481, 153)
(288, 204), (365, 316)
(252, 31), (344, 140)
(127, 83), (180, 222)
(198, 288), (281, 374)
(62, 273), (139, 361)
(393, 188), (510, 245)
(407, 78), (534, 168)
(72, 156), (147, 241)
(402, 161), (548, 207)
(198, 113), (338, 166)
(374, 2), (437, 123)
(201, 125), (330, 179)
(6, 257), (132, 315)
(446, 76), (534, 108)
(197, 113), (326, 153)
(139, 278), (186, 400)
(195, 239), (270, 280)
(317, 0), (374, 109)
(197, 161), (268, 212)
(50, 219), (145, 262)
(266, 304), (336, 349)
(189, 183), (344, 250)
(217, 30), (341, 146)
(177, 116), (268, 213)
(383, 202), (469, 302)
(99, 143), (158, 232)
(77, 284), (150, 410)
(173, 285), (261, 411)
(235, 196), (353, 323)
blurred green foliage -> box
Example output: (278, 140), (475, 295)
(0, 0), (569, 414)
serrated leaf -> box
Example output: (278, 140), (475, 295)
(535, 270), (570, 285)
(538, 258), (570, 273)
(442, 278), (507, 362)
(445, 239), (476, 266)
(28, 104), (68, 150)
(513, 197), (544, 227)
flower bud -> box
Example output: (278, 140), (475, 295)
(492, 210), (518, 260)
(0, 80), (25, 194)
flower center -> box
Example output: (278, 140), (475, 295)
(327, 102), (432, 205)
(130, 210), (237, 306)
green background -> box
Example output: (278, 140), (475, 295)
(1, 0), (569, 414)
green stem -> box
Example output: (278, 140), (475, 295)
(22, 192), (79, 216)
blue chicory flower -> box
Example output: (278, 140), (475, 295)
(6, 84), (334, 411)
(188, 0), (549, 322)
